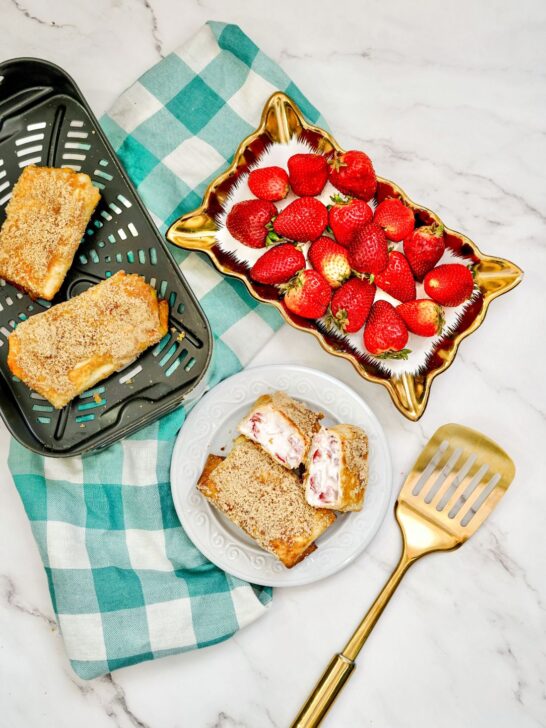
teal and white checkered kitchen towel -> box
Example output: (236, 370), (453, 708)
(8, 21), (327, 680)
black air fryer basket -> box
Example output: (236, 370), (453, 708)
(0, 58), (212, 456)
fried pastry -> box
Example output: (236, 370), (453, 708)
(7, 271), (168, 408)
(238, 391), (323, 469)
(304, 424), (368, 511)
(197, 438), (335, 568)
(0, 165), (100, 299)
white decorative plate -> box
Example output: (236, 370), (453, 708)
(170, 364), (392, 587)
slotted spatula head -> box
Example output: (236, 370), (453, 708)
(396, 424), (515, 556)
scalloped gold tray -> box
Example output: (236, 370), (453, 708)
(167, 92), (523, 421)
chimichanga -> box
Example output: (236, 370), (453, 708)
(197, 438), (335, 568)
(238, 391), (323, 469)
(7, 271), (169, 408)
(304, 424), (368, 512)
(0, 165), (100, 300)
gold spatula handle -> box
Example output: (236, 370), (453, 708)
(291, 551), (413, 728)
(290, 654), (355, 728)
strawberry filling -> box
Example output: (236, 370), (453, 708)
(305, 428), (341, 507)
(239, 406), (305, 469)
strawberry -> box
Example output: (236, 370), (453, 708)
(308, 237), (351, 288)
(250, 243), (305, 285)
(248, 166), (289, 201)
(374, 251), (416, 303)
(397, 299), (445, 337)
(273, 197), (328, 242)
(282, 269), (331, 319)
(328, 150), (377, 201)
(329, 278), (376, 333)
(348, 223), (389, 275)
(364, 300), (410, 359)
(288, 154), (328, 196)
(424, 264), (474, 307)
(373, 198), (415, 242)
(226, 199), (277, 248)
(404, 224), (445, 280)
(328, 194), (373, 247)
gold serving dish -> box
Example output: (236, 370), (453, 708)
(167, 92), (523, 421)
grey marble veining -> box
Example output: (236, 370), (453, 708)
(0, 0), (545, 726)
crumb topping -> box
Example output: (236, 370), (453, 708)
(335, 424), (368, 484)
(8, 271), (167, 405)
(202, 439), (333, 547)
(267, 391), (323, 440)
(0, 166), (100, 295)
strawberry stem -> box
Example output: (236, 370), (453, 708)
(279, 271), (303, 294)
(376, 348), (411, 360)
(330, 193), (351, 205)
(323, 310), (337, 330)
(265, 230), (283, 246)
(327, 153), (347, 172)
(419, 222), (444, 237)
(352, 270), (373, 283)
(335, 310), (348, 331)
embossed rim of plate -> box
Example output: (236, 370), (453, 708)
(169, 364), (392, 587)
(167, 91), (524, 422)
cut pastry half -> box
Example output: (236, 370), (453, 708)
(238, 391), (322, 469)
(304, 424), (368, 512)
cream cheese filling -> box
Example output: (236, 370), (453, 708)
(305, 428), (341, 507)
(239, 405), (305, 468)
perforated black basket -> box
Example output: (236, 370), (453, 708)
(0, 58), (212, 456)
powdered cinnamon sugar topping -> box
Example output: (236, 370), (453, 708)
(8, 271), (167, 406)
(0, 165), (100, 297)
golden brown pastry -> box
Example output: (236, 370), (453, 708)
(197, 438), (335, 568)
(7, 271), (169, 408)
(0, 165), (100, 299)
(304, 424), (368, 512)
(238, 391), (323, 469)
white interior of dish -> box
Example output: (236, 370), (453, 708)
(215, 137), (477, 376)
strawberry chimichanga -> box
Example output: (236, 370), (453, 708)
(8, 271), (169, 408)
(304, 424), (368, 512)
(238, 391), (322, 469)
(198, 438), (335, 568)
(0, 166), (100, 300)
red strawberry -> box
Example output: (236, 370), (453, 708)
(282, 269), (331, 319)
(329, 278), (376, 333)
(364, 300), (410, 359)
(308, 237), (351, 288)
(273, 197), (328, 242)
(250, 244), (305, 285)
(373, 198), (415, 242)
(404, 224), (445, 280)
(226, 199), (277, 248)
(328, 194), (373, 247)
(424, 264), (474, 307)
(288, 154), (328, 196)
(248, 166), (289, 201)
(397, 299), (445, 337)
(348, 223), (389, 275)
(374, 251), (416, 303)
(328, 150), (377, 201)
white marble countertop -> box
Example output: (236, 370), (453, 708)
(1, 1), (545, 726)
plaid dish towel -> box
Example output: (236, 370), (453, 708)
(8, 21), (326, 680)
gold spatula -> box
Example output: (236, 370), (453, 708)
(291, 423), (515, 728)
